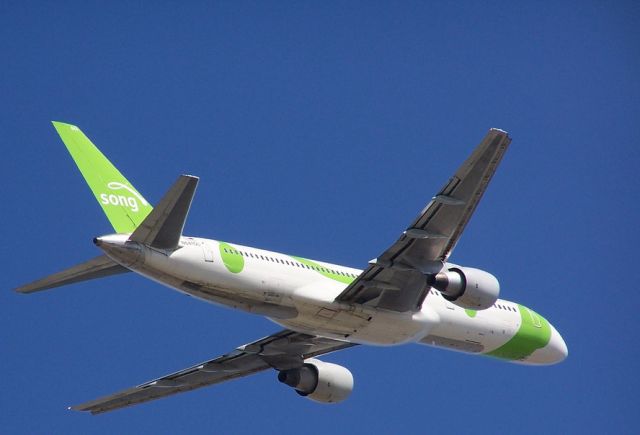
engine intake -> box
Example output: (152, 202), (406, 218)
(429, 267), (499, 310)
(277, 358), (354, 403)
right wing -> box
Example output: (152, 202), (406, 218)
(336, 129), (511, 312)
(72, 330), (355, 414)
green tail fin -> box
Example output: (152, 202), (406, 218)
(52, 121), (153, 233)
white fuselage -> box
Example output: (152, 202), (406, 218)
(96, 234), (567, 366)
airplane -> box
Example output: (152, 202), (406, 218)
(16, 122), (568, 414)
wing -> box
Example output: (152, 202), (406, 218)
(336, 129), (511, 312)
(72, 330), (355, 414)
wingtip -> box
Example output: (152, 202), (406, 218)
(489, 127), (509, 135)
(180, 174), (200, 180)
(14, 282), (36, 294)
(51, 121), (80, 131)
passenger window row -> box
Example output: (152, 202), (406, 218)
(222, 248), (358, 278)
(494, 303), (517, 312)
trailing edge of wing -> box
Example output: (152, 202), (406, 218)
(129, 175), (199, 250)
(15, 255), (129, 294)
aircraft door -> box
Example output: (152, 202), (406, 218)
(202, 241), (215, 262)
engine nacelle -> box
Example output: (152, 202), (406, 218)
(429, 267), (499, 310)
(277, 358), (354, 403)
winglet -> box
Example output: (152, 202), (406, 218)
(129, 175), (199, 250)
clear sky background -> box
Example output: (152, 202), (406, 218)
(2, 2), (638, 434)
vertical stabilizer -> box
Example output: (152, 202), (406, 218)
(52, 122), (153, 233)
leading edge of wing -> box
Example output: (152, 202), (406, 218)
(71, 330), (356, 414)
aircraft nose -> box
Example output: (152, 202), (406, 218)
(529, 325), (568, 365)
(549, 326), (568, 363)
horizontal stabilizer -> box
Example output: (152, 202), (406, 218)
(15, 255), (129, 294)
(129, 175), (199, 250)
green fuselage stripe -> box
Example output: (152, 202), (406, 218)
(290, 256), (355, 284)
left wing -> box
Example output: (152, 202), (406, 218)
(72, 330), (355, 414)
(336, 129), (511, 312)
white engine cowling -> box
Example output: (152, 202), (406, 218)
(277, 358), (354, 403)
(429, 267), (499, 310)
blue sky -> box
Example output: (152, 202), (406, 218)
(2, 1), (638, 434)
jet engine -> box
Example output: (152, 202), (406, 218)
(277, 358), (354, 403)
(429, 267), (499, 310)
